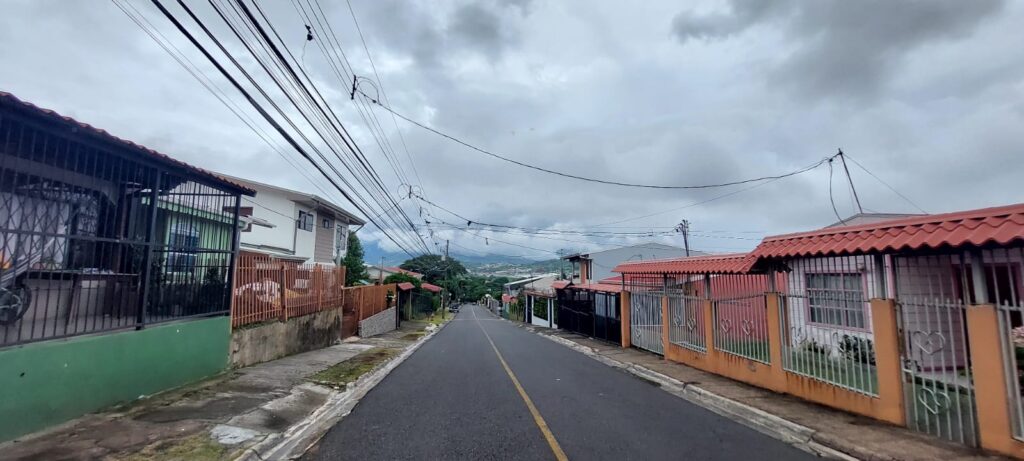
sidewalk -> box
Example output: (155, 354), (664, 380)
(521, 324), (1006, 461)
(0, 320), (443, 461)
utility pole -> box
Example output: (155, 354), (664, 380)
(837, 149), (864, 215)
(676, 220), (691, 257)
(442, 240), (449, 320)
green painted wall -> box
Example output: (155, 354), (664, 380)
(0, 316), (230, 442)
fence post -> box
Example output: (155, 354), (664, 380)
(279, 263), (288, 322)
(620, 290), (631, 349)
(765, 292), (787, 392)
(966, 304), (1024, 457)
(869, 298), (905, 426)
(662, 292), (670, 356)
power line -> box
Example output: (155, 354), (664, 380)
(843, 152), (927, 214)
(828, 159), (846, 225)
(361, 93), (833, 190)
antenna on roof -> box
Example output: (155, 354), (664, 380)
(837, 149), (864, 215)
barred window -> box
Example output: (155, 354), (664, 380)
(297, 211), (314, 231)
(806, 273), (866, 329)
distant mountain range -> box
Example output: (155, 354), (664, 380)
(361, 240), (561, 274)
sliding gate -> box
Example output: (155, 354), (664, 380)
(629, 275), (663, 355)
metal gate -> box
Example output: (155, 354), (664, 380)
(894, 254), (978, 447)
(629, 276), (664, 355)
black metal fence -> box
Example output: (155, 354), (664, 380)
(0, 109), (241, 347)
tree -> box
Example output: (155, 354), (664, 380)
(343, 231), (368, 286)
(399, 254), (467, 284)
(383, 272), (421, 288)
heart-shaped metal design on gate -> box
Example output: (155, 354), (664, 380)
(917, 388), (952, 415)
(686, 317), (697, 332)
(740, 319), (754, 337)
(719, 318), (732, 334)
(912, 331), (947, 355)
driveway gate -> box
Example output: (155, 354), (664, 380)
(894, 254), (978, 447)
(629, 276), (664, 355)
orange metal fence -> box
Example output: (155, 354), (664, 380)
(231, 252), (395, 329)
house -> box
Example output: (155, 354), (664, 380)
(365, 265), (424, 283)
(0, 92), (253, 442)
(501, 273), (557, 323)
(225, 176), (365, 266)
(554, 275), (623, 343)
(564, 242), (697, 284)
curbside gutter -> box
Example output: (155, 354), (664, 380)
(533, 330), (860, 461)
(235, 320), (451, 461)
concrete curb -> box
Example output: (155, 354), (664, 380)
(534, 329), (859, 461)
(235, 320), (451, 461)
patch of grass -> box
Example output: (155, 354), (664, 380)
(309, 348), (399, 388)
(401, 332), (425, 341)
(117, 433), (228, 461)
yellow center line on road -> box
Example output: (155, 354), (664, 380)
(473, 306), (569, 461)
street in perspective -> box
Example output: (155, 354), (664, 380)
(3, 1), (1024, 460)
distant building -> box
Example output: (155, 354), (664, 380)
(564, 242), (697, 284)
(365, 266), (424, 283)
(225, 177), (365, 266)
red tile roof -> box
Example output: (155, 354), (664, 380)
(752, 203), (1024, 259)
(551, 280), (571, 290)
(613, 253), (757, 275)
(386, 267), (423, 277)
(420, 282), (442, 293)
(0, 92), (255, 195)
(501, 294), (515, 303)
(396, 282), (415, 291)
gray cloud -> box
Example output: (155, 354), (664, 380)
(672, 0), (1006, 99)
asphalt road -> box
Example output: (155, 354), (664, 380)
(302, 304), (818, 461)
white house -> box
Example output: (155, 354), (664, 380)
(564, 242), (697, 284)
(226, 176), (365, 265)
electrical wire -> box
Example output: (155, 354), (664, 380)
(843, 153), (927, 214)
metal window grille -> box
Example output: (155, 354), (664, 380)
(779, 255), (879, 396)
(0, 111), (241, 347)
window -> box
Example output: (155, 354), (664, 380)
(806, 273), (866, 329)
(297, 211), (314, 231)
(167, 224), (199, 273)
(322, 217), (333, 229)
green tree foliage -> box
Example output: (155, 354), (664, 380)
(383, 272), (421, 288)
(458, 275), (510, 302)
(343, 232), (369, 286)
(399, 254), (467, 284)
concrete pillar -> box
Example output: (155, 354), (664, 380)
(765, 292), (787, 392)
(966, 304), (1024, 458)
(702, 299), (716, 359)
(869, 298), (906, 426)
(620, 290), (631, 348)
(662, 293), (670, 356)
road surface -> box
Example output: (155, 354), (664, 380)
(302, 303), (817, 460)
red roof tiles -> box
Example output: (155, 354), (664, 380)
(571, 282), (622, 294)
(752, 203), (1024, 259)
(613, 253), (757, 275)
(396, 282), (415, 291)
(420, 282), (442, 293)
(551, 280), (571, 290)
(0, 92), (255, 195)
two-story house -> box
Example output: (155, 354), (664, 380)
(227, 177), (365, 265)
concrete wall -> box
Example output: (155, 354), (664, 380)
(230, 308), (342, 368)
(359, 306), (397, 338)
(0, 317), (230, 442)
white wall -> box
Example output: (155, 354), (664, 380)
(240, 185), (320, 263)
(589, 244), (689, 282)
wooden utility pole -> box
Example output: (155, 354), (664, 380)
(837, 149), (864, 215)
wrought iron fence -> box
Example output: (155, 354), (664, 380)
(893, 252), (978, 446)
(0, 114), (241, 347)
(627, 274), (664, 355)
(667, 286), (705, 353)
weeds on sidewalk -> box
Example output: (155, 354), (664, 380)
(116, 432), (229, 461)
(308, 348), (399, 389)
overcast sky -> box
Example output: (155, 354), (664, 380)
(3, 0), (1023, 260)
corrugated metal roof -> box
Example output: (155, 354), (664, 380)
(752, 203), (1024, 259)
(571, 282), (622, 294)
(612, 253), (757, 275)
(0, 92), (255, 195)
(396, 282), (415, 291)
(420, 282), (442, 293)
